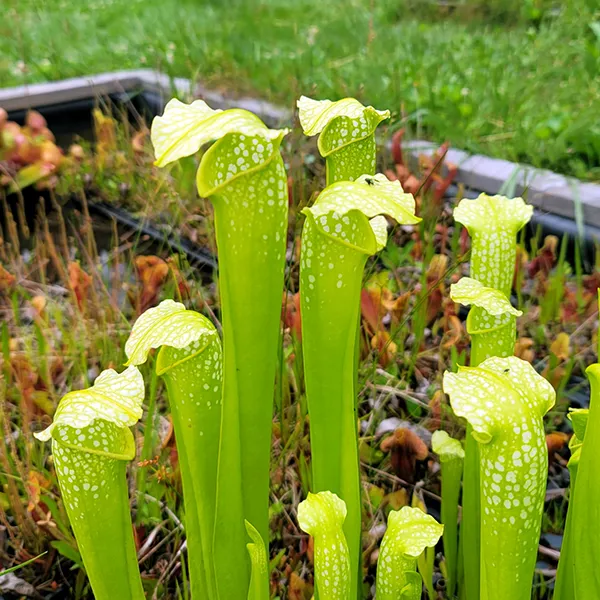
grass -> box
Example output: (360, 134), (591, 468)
(1, 0), (600, 180)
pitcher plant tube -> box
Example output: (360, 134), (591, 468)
(450, 276), (522, 364)
(452, 193), (532, 600)
(431, 430), (464, 599)
(300, 173), (420, 597)
(297, 96), (389, 184)
(375, 506), (443, 600)
(444, 356), (555, 600)
(297, 491), (350, 600)
(34, 367), (145, 600)
(570, 362), (600, 600)
(553, 408), (587, 600)
(125, 299), (222, 599)
(152, 99), (289, 597)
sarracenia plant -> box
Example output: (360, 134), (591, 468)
(568, 362), (600, 599)
(297, 96), (389, 183)
(152, 100), (289, 597)
(376, 506), (443, 600)
(297, 491), (351, 600)
(300, 173), (420, 597)
(34, 367), (145, 600)
(444, 356), (555, 600)
(452, 193), (532, 600)
(245, 520), (269, 600)
(553, 408), (587, 600)
(125, 299), (223, 599)
(431, 430), (464, 599)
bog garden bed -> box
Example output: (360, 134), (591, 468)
(0, 73), (599, 599)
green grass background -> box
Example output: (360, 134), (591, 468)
(2, 0), (599, 179)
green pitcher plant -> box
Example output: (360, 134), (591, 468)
(297, 491), (351, 600)
(452, 193), (533, 600)
(152, 99), (289, 597)
(431, 430), (464, 599)
(297, 96), (389, 183)
(570, 363), (600, 600)
(125, 299), (222, 599)
(444, 355), (555, 600)
(449, 276), (522, 364)
(300, 173), (420, 597)
(554, 408), (587, 600)
(34, 366), (145, 600)
(375, 506), (443, 600)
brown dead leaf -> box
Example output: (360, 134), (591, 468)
(26, 470), (51, 513)
(371, 330), (397, 367)
(68, 262), (92, 311)
(384, 488), (409, 511)
(426, 254), (448, 324)
(546, 432), (569, 464)
(31, 295), (47, 321)
(441, 314), (464, 349)
(528, 235), (558, 279)
(132, 129), (149, 154)
(381, 427), (429, 482)
(134, 255), (169, 313)
(289, 572), (313, 600)
(0, 263), (16, 290)
(550, 333), (570, 362)
(514, 337), (535, 363)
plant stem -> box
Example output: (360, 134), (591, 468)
(199, 135), (289, 597)
(301, 215), (364, 598)
(53, 437), (145, 600)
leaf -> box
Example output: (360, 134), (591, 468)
(125, 299), (218, 367)
(450, 277), (522, 317)
(454, 194), (533, 236)
(7, 161), (54, 193)
(297, 491), (350, 600)
(36, 371), (146, 600)
(298, 96), (390, 183)
(443, 355), (555, 600)
(34, 366), (144, 445)
(568, 408), (589, 442)
(376, 507), (442, 600)
(152, 99), (289, 599)
(300, 173), (420, 598)
(431, 430), (464, 462)
(381, 427), (428, 482)
(134, 256), (169, 314)
(151, 98), (286, 167)
(572, 364), (600, 599)
(0, 551), (47, 576)
(371, 330), (397, 368)
(454, 194), (533, 300)
(385, 506), (444, 558)
(305, 174), (420, 233)
(297, 96), (389, 136)
(443, 356), (555, 443)
(126, 299), (222, 598)
(50, 541), (83, 568)
(67, 262), (92, 311)
(550, 332), (571, 362)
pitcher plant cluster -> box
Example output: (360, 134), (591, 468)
(34, 95), (599, 599)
